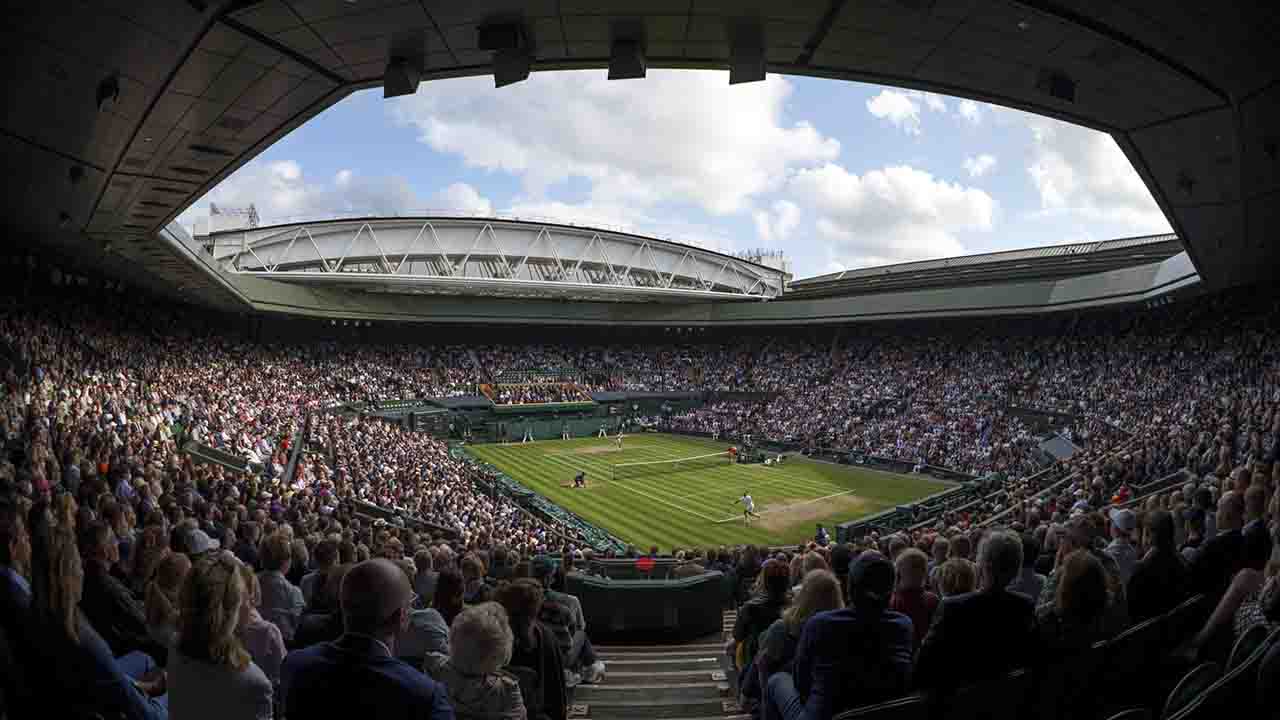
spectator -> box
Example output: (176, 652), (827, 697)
(414, 548), (439, 607)
(756, 569), (843, 689)
(0, 497), (31, 622)
(293, 563), (351, 650)
(302, 537), (339, 608)
(733, 559), (791, 678)
(531, 556), (602, 684)
(937, 558), (977, 598)
(1008, 533), (1046, 603)
(168, 552), (273, 720)
(916, 530), (1037, 690)
(889, 548), (938, 652)
(424, 602), (525, 720)
(79, 519), (156, 658)
(145, 552), (191, 651)
(1126, 510), (1190, 622)
(24, 515), (167, 720)
(764, 552), (912, 720)
(1242, 485), (1270, 571)
(281, 558), (454, 719)
(234, 523), (261, 570)
(1037, 550), (1113, 653)
(463, 554), (495, 605)
(1185, 527), (1280, 658)
(257, 532), (305, 646)
(1104, 508), (1139, 585)
(497, 578), (566, 720)
(435, 567), (467, 628)
(1190, 490), (1245, 598)
(236, 562), (287, 688)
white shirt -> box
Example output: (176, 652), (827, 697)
(740, 495), (755, 512)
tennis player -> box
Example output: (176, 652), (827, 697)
(734, 491), (760, 525)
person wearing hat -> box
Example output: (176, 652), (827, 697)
(763, 552), (912, 720)
(915, 530), (1038, 692)
(1104, 508), (1139, 584)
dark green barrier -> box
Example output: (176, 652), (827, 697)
(565, 571), (728, 642)
(492, 401), (596, 414)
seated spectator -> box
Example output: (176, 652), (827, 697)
(1037, 550), (1113, 653)
(435, 567), (467, 628)
(24, 513), (167, 720)
(1242, 484), (1270, 571)
(497, 578), (567, 720)
(463, 554), (495, 605)
(145, 552), (191, 652)
(530, 556), (602, 684)
(169, 552), (273, 720)
(889, 548), (938, 651)
(131, 525), (171, 596)
(1008, 533), (1046, 603)
(763, 552), (912, 720)
(1127, 510), (1190, 622)
(287, 539), (309, 588)
(281, 558), (453, 719)
(1104, 509), (1139, 585)
(757, 569), (843, 689)
(234, 522), (261, 570)
(257, 532), (305, 647)
(293, 563), (352, 650)
(236, 562), (286, 687)
(1190, 490), (1245, 599)
(916, 530), (1037, 690)
(1186, 526), (1280, 657)
(734, 559), (791, 678)
(424, 602), (525, 720)
(937, 557), (977, 598)
(414, 548), (439, 607)
(0, 497), (31, 622)
(79, 519), (158, 658)
(301, 537), (339, 609)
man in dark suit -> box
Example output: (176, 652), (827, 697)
(915, 530), (1039, 690)
(1127, 510), (1191, 622)
(281, 558), (454, 719)
(1241, 485), (1271, 571)
(78, 520), (159, 658)
(1190, 490), (1245, 599)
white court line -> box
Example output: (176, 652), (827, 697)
(712, 489), (860, 524)
(606, 478), (726, 522)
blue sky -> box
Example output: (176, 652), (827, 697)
(183, 69), (1172, 279)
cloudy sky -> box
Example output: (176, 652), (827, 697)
(182, 69), (1172, 279)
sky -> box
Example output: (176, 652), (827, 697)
(180, 69), (1173, 279)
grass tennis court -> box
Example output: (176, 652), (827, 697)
(466, 433), (953, 549)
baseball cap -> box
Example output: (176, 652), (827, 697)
(186, 528), (221, 555)
(1109, 508), (1137, 533)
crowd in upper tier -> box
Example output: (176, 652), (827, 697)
(0, 270), (1279, 719)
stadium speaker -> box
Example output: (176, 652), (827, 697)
(608, 20), (646, 80)
(383, 57), (422, 98)
(493, 49), (531, 88)
(727, 19), (765, 85)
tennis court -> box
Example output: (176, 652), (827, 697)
(465, 433), (952, 549)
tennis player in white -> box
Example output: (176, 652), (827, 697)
(614, 429), (624, 449)
(735, 491), (761, 525)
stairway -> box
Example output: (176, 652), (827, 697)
(575, 608), (746, 720)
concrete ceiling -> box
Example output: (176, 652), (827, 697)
(2, 0), (1277, 310)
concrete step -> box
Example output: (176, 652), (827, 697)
(607, 669), (726, 683)
(577, 698), (726, 718)
(576, 682), (721, 702)
(603, 656), (720, 673)
(596, 643), (725, 654)
(597, 649), (723, 661)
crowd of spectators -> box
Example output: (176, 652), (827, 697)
(491, 384), (589, 405)
(0, 274), (1278, 718)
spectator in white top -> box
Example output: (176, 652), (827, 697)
(257, 532), (305, 647)
(1105, 509), (1140, 585)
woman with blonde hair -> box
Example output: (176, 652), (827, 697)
(169, 552), (273, 720)
(424, 601), (526, 719)
(236, 562), (287, 687)
(25, 507), (168, 719)
(145, 552), (191, 650)
(755, 569), (843, 689)
(132, 525), (172, 595)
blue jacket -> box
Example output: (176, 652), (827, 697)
(792, 607), (914, 720)
(281, 633), (455, 720)
(915, 588), (1038, 690)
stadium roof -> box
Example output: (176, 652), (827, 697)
(788, 233), (1183, 298)
(1, 2), (1276, 311)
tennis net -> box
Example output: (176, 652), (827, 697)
(612, 451), (732, 481)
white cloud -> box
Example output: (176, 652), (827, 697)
(431, 182), (492, 215)
(753, 200), (801, 243)
(963, 154), (997, 178)
(790, 163), (996, 267)
(1025, 117), (1171, 231)
(178, 160), (491, 227)
(956, 99), (982, 125)
(908, 89), (948, 113)
(866, 89), (922, 135)
(390, 70), (839, 217)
